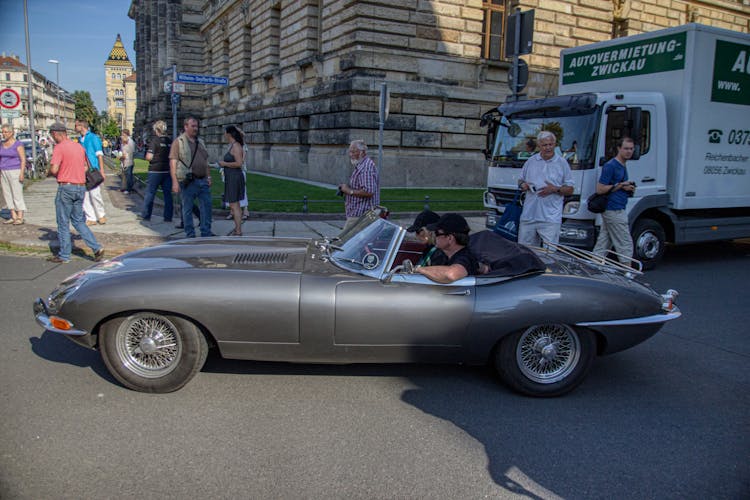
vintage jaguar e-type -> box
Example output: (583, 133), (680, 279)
(34, 210), (680, 397)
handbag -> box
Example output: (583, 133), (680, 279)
(587, 185), (615, 213)
(84, 153), (104, 191)
(493, 190), (523, 241)
(85, 169), (104, 190)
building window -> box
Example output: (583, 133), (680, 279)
(482, 0), (507, 60)
(270, 2), (280, 68)
(5, 73), (9, 81)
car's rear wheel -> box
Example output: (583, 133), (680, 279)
(100, 313), (208, 393)
(495, 324), (595, 397)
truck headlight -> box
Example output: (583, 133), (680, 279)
(563, 201), (580, 215)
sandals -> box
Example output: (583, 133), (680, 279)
(12, 219), (24, 225)
(227, 229), (243, 236)
(2, 218), (14, 224)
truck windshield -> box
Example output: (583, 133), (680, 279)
(491, 112), (598, 170)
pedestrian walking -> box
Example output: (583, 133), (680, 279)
(593, 137), (636, 264)
(46, 122), (104, 263)
(140, 120), (173, 222)
(339, 140), (379, 233)
(75, 120), (107, 226)
(0, 125), (27, 225)
(169, 116), (212, 238)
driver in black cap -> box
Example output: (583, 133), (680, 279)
(415, 213), (478, 283)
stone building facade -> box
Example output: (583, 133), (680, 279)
(104, 34), (136, 133)
(127, 0), (750, 188)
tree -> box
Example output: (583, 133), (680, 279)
(73, 90), (97, 124)
(100, 112), (120, 139)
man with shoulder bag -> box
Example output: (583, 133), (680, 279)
(169, 116), (213, 238)
(592, 137), (637, 264)
(75, 120), (107, 226)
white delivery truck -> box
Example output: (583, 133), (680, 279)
(481, 23), (750, 268)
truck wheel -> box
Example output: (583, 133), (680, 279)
(632, 218), (665, 269)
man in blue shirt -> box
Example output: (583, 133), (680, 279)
(593, 137), (636, 263)
(75, 120), (107, 225)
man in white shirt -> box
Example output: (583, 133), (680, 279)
(517, 131), (574, 248)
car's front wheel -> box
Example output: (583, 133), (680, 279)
(100, 313), (208, 393)
(495, 324), (595, 397)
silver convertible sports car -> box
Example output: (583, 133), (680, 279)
(34, 209), (680, 397)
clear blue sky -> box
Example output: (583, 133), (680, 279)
(0, 1), (135, 112)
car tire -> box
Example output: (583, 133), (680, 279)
(100, 313), (208, 393)
(495, 324), (596, 397)
(631, 218), (666, 270)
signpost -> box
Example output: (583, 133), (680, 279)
(163, 67), (228, 140)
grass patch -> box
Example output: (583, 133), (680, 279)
(133, 159), (484, 213)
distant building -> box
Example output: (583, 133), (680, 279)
(0, 53), (75, 135)
(104, 34), (136, 134)
(127, 0), (750, 187)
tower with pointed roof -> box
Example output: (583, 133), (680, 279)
(104, 34), (135, 133)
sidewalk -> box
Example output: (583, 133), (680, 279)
(0, 170), (486, 260)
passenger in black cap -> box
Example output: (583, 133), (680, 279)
(415, 213), (478, 283)
(406, 210), (447, 267)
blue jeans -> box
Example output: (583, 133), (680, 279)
(180, 177), (212, 238)
(121, 165), (134, 191)
(55, 184), (102, 260)
(141, 171), (173, 221)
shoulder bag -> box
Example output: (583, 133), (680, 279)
(493, 190), (523, 241)
(84, 154), (104, 191)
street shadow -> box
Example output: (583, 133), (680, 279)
(28, 330), (117, 384)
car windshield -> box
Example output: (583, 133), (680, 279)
(331, 217), (402, 277)
(491, 111), (598, 170)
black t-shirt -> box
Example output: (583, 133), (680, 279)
(447, 246), (479, 276)
(147, 135), (172, 172)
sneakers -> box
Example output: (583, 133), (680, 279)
(93, 248), (105, 262)
(47, 255), (70, 264)
(86, 220), (97, 226)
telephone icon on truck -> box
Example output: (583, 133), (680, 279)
(708, 129), (723, 143)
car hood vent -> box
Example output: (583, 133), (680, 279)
(233, 252), (289, 264)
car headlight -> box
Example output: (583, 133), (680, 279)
(47, 272), (88, 313)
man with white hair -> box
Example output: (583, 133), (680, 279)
(517, 130), (574, 248)
(339, 139), (379, 232)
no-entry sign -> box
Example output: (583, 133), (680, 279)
(0, 88), (20, 109)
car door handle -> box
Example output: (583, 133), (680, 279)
(445, 289), (471, 296)
(640, 177), (655, 183)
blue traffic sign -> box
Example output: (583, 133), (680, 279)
(175, 73), (228, 85)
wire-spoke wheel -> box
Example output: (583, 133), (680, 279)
(100, 313), (208, 393)
(495, 324), (595, 397)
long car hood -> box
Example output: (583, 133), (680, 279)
(104, 236), (313, 273)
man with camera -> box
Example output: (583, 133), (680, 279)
(169, 116), (212, 238)
(593, 136), (636, 263)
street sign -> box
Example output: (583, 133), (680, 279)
(1, 109), (20, 118)
(175, 73), (228, 85)
(164, 81), (173, 93)
(163, 66), (175, 76)
(505, 9), (534, 58)
(508, 59), (529, 93)
(0, 88), (20, 109)
(172, 82), (186, 93)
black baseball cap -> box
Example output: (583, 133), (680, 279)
(406, 210), (440, 232)
(426, 213), (470, 235)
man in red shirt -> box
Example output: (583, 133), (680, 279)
(47, 122), (104, 263)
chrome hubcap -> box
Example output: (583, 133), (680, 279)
(636, 231), (660, 259)
(115, 314), (182, 378)
(517, 324), (581, 384)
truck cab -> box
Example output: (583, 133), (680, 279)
(483, 92), (667, 258)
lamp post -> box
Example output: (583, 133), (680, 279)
(48, 59), (60, 120)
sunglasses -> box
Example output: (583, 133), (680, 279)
(435, 231), (451, 237)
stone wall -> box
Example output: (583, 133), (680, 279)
(129, 0), (750, 187)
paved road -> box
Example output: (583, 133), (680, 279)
(1, 241), (748, 499)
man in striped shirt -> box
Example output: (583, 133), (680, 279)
(339, 140), (380, 233)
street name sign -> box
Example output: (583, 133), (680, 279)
(175, 73), (228, 85)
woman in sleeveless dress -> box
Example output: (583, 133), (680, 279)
(218, 125), (246, 236)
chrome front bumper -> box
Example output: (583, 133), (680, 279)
(33, 298), (88, 336)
